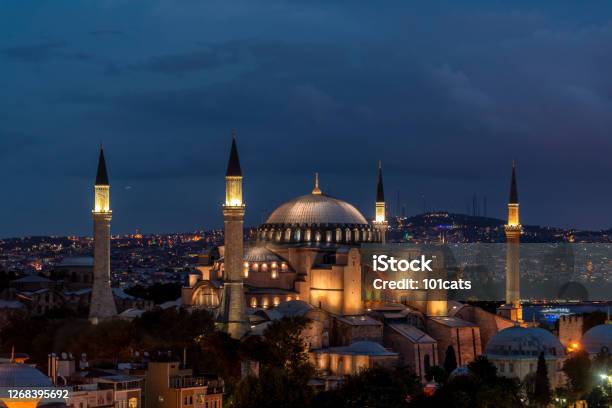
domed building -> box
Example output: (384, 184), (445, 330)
(183, 137), (522, 384)
(485, 326), (566, 387)
(581, 323), (612, 356)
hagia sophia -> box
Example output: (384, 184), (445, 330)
(178, 136), (612, 386)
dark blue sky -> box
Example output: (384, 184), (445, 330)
(2, 1), (612, 237)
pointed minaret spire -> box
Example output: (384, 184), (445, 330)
(509, 160), (518, 204)
(226, 130), (242, 177)
(376, 161), (384, 203)
(95, 147), (109, 186)
(312, 172), (322, 195)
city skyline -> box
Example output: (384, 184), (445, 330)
(3, 1), (612, 236)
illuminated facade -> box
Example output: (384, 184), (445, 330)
(89, 148), (117, 322)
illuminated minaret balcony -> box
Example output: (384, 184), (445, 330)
(225, 176), (244, 208)
(375, 202), (385, 223)
(94, 185), (111, 214)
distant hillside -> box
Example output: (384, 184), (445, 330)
(404, 212), (505, 228)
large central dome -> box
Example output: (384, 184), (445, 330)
(266, 193), (368, 226)
(256, 175), (381, 245)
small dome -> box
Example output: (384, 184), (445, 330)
(274, 300), (313, 317)
(582, 324), (612, 355)
(486, 326), (564, 358)
(265, 194), (367, 226)
(0, 363), (53, 387)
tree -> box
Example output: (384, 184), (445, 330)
(198, 331), (242, 382)
(313, 366), (420, 408)
(124, 283), (181, 304)
(261, 316), (311, 375)
(234, 316), (315, 407)
(425, 365), (446, 383)
(67, 319), (136, 365)
(443, 345), (458, 375)
(234, 366), (314, 408)
(468, 355), (497, 380)
(563, 350), (593, 399)
(533, 352), (551, 407)
(411, 360), (522, 408)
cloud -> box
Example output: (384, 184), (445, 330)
(90, 29), (124, 37)
(1, 41), (101, 67)
(2, 41), (67, 63)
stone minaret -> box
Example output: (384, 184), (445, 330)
(373, 161), (388, 243)
(89, 148), (117, 323)
(218, 134), (249, 338)
(500, 161), (522, 322)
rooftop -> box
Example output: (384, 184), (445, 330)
(387, 323), (436, 343)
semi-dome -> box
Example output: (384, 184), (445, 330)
(265, 193), (368, 226)
(581, 323), (612, 355)
(485, 326), (564, 358)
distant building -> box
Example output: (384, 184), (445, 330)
(2, 275), (64, 315)
(145, 361), (223, 408)
(51, 257), (94, 290)
(485, 326), (566, 388)
(48, 352), (143, 408)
